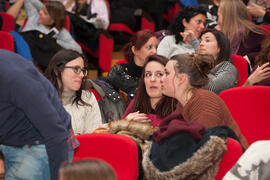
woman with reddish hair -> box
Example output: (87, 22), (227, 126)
(105, 30), (158, 102)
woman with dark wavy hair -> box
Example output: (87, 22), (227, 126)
(45, 49), (102, 135)
(122, 54), (176, 127)
(157, 6), (206, 58)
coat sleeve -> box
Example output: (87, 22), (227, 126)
(24, 0), (43, 17)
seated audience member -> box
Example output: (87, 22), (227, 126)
(45, 49), (103, 135)
(162, 53), (248, 149)
(105, 30), (158, 102)
(198, 29), (238, 94)
(63, 0), (109, 30)
(244, 32), (270, 86)
(122, 54), (177, 127)
(217, 0), (265, 67)
(157, 6), (206, 58)
(223, 140), (270, 180)
(59, 159), (116, 180)
(7, 0), (82, 71)
(64, 0), (109, 54)
(0, 50), (75, 180)
(248, 0), (270, 25)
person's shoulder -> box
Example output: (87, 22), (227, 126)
(110, 63), (126, 72)
(195, 89), (220, 101)
(248, 29), (266, 39)
(216, 61), (237, 71)
(160, 35), (175, 42)
(194, 89), (226, 108)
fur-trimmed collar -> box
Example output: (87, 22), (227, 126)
(142, 136), (227, 180)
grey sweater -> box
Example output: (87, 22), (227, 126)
(205, 61), (238, 94)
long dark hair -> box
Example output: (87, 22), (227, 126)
(130, 54), (177, 118)
(169, 6), (206, 44)
(200, 29), (232, 65)
(45, 49), (89, 106)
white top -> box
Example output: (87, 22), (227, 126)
(62, 90), (102, 135)
(157, 35), (199, 58)
(62, 0), (109, 29)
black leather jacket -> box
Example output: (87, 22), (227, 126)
(105, 62), (143, 101)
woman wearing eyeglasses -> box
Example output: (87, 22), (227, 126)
(45, 49), (102, 135)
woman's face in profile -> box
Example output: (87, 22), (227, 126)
(38, 6), (54, 27)
(161, 60), (177, 98)
(198, 32), (220, 60)
(144, 61), (165, 100)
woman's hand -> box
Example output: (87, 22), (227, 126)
(125, 111), (151, 123)
(180, 29), (196, 42)
(247, 2), (266, 18)
(244, 62), (270, 86)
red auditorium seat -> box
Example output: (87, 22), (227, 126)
(231, 54), (249, 86)
(219, 86), (270, 145)
(0, 31), (14, 51)
(74, 133), (140, 180)
(215, 138), (243, 180)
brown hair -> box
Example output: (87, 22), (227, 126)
(45, 1), (66, 31)
(171, 53), (215, 88)
(59, 159), (116, 180)
(123, 30), (156, 63)
(130, 54), (177, 118)
(255, 33), (270, 66)
(45, 49), (89, 106)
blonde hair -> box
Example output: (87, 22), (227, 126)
(219, 0), (263, 44)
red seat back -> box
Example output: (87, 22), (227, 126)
(219, 86), (270, 144)
(0, 12), (15, 32)
(65, 15), (71, 32)
(108, 23), (135, 35)
(260, 25), (270, 34)
(74, 133), (139, 180)
(115, 59), (127, 65)
(231, 54), (249, 86)
(141, 13), (155, 32)
(98, 31), (114, 72)
(0, 31), (14, 52)
(215, 138), (243, 180)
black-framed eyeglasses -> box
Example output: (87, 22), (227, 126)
(64, 66), (88, 76)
